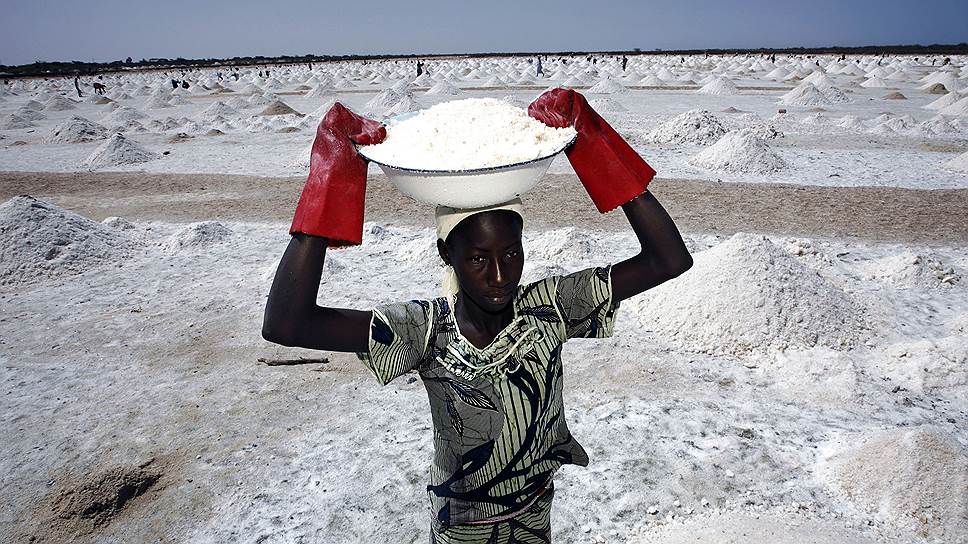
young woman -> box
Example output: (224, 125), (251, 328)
(263, 89), (693, 543)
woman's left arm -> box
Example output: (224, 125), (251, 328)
(610, 189), (693, 302)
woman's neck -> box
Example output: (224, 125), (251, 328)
(454, 291), (514, 349)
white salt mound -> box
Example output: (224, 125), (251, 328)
(646, 109), (726, 145)
(689, 130), (786, 174)
(816, 426), (968, 542)
(779, 83), (831, 106)
(944, 150), (968, 174)
(1, 114), (34, 129)
(161, 221), (233, 252)
(0, 196), (132, 287)
(586, 78), (628, 94)
(83, 134), (159, 169)
(365, 89), (408, 111)
(101, 216), (136, 231)
(588, 98), (628, 113)
(865, 252), (960, 289)
(697, 76), (738, 95)
(425, 80), (463, 96)
(358, 98), (576, 170)
(44, 116), (108, 143)
(523, 227), (603, 264)
(624, 232), (867, 355)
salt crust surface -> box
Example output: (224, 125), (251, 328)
(623, 232), (869, 355)
(0, 195), (132, 286)
(1, 200), (966, 543)
(358, 98), (576, 170)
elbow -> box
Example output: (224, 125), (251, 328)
(664, 253), (694, 279)
(261, 316), (293, 346)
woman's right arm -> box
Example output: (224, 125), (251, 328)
(261, 103), (386, 353)
(261, 233), (371, 352)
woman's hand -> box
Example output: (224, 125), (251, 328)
(528, 88), (655, 213)
(290, 103), (386, 246)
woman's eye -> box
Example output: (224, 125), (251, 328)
(470, 256), (485, 264)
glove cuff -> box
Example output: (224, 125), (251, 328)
(569, 114), (656, 213)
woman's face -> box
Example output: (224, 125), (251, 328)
(439, 211), (524, 313)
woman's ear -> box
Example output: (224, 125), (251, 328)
(436, 239), (452, 267)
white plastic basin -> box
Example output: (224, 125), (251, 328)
(357, 113), (575, 208)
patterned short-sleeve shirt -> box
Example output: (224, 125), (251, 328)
(356, 266), (619, 526)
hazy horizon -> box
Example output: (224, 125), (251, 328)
(2, 0), (967, 66)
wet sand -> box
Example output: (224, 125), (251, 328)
(2, 171), (966, 245)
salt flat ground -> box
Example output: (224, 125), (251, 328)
(1, 54), (967, 543)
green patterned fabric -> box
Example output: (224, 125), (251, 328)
(356, 266), (618, 532)
(430, 482), (555, 543)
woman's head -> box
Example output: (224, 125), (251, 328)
(436, 204), (524, 313)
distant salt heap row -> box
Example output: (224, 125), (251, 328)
(359, 98), (576, 170)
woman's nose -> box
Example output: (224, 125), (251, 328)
(491, 258), (507, 286)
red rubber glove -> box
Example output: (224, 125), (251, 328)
(289, 103), (386, 246)
(528, 88), (656, 213)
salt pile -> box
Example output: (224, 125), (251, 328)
(1, 114), (34, 129)
(779, 83), (831, 106)
(944, 150), (968, 174)
(43, 95), (78, 111)
(425, 80), (463, 96)
(201, 101), (240, 118)
(588, 97), (628, 113)
(0, 196), (133, 287)
(258, 100), (302, 117)
(44, 116), (108, 143)
(358, 98), (576, 170)
(689, 130), (786, 174)
(365, 88), (408, 111)
(161, 221), (233, 252)
(624, 232), (866, 355)
(384, 94), (421, 117)
(939, 95), (968, 117)
(864, 252), (960, 289)
(83, 134), (159, 169)
(924, 92), (959, 111)
(646, 109), (726, 145)
(815, 426), (968, 542)
(523, 227), (604, 264)
(696, 76), (738, 95)
(586, 78), (628, 94)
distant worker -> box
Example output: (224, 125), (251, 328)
(74, 76), (82, 98)
(536, 56), (543, 77)
(416, 60), (423, 77)
(92, 82), (106, 95)
(181, 80), (189, 89)
(622, 56), (628, 71)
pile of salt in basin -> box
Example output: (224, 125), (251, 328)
(359, 98), (576, 170)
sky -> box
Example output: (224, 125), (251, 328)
(1, 0), (966, 66)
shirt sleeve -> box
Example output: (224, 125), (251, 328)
(555, 265), (619, 340)
(355, 299), (434, 385)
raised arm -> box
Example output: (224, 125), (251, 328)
(261, 103), (385, 353)
(610, 190), (692, 302)
(262, 234), (371, 351)
(528, 88), (692, 302)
